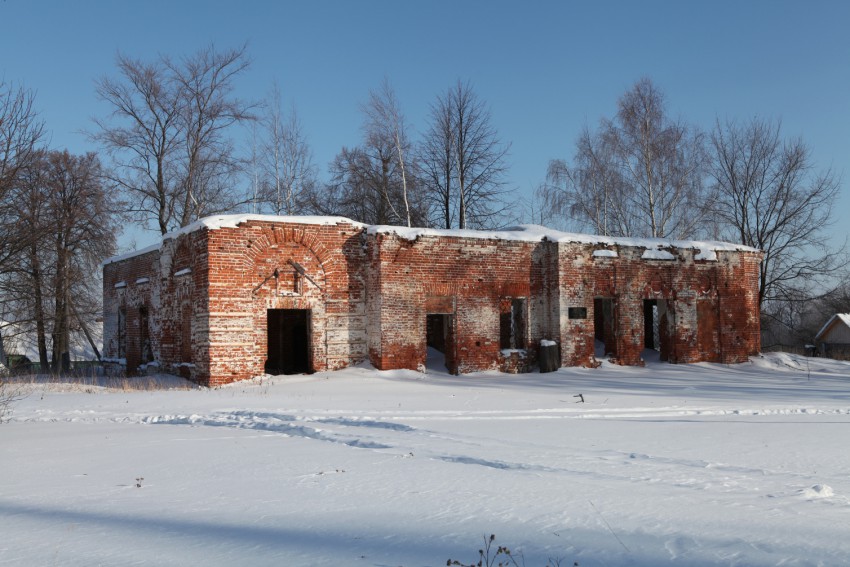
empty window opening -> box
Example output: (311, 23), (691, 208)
(568, 307), (588, 319)
(117, 307), (127, 359)
(426, 313), (454, 372)
(139, 306), (152, 364)
(644, 300), (660, 350)
(594, 298), (616, 358)
(500, 298), (527, 350)
(643, 299), (673, 362)
(266, 308), (311, 375)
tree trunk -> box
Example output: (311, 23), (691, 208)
(52, 240), (70, 374)
(0, 326), (6, 369)
(30, 242), (49, 370)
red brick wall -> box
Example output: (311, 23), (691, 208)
(204, 220), (367, 385)
(102, 229), (209, 383)
(367, 233), (553, 373)
(103, 218), (762, 386)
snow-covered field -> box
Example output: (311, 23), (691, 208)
(2, 351), (849, 566)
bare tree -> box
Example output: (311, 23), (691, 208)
(0, 81), (45, 272)
(420, 91), (455, 228)
(312, 84), (427, 226)
(95, 44), (254, 235)
(710, 117), (844, 308)
(46, 151), (117, 370)
(0, 81), (45, 368)
(539, 78), (708, 239)
(363, 79), (414, 226)
(168, 45), (255, 225)
(421, 81), (510, 229)
(539, 125), (633, 235)
(94, 55), (181, 235)
(255, 83), (315, 215)
(10, 149), (53, 370)
(0, 149), (117, 374)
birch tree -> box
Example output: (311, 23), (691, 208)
(314, 83), (426, 226)
(255, 83), (315, 215)
(539, 78), (709, 239)
(363, 79), (414, 226)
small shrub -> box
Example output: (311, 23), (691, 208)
(0, 377), (25, 423)
(447, 534), (574, 567)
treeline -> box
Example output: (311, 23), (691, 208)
(536, 78), (848, 345)
(1, 82), (117, 371)
(93, 45), (511, 236)
(1, 45), (848, 370)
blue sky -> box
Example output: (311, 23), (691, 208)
(2, 0), (848, 251)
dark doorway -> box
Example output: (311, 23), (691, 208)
(644, 299), (659, 350)
(426, 313), (455, 373)
(643, 299), (672, 361)
(266, 309), (311, 375)
(594, 297), (616, 358)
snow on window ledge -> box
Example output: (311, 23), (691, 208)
(174, 268), (192, 277)
(593, 249), (618, 258)
(114, 281), (127, 289)
(135, 277), (150, 284)
(694, 249), (718, 261)
(500, 349), (528, 358)
(641, 249), (676, 261)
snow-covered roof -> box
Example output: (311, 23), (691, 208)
(103, 214), (367, 266)
(167, 213), (367, 240)
(103, 214), (760, 266)
(369, 223), (760, 258)
(815, 313), (850, 341)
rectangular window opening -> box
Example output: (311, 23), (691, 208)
(500, 297), (527, 350)
(594, 298), (616, 358)
(117, 307), (126, 359)
(568, 307), (588, 319)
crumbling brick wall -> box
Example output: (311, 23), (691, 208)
(366, 232), (553, 374)
(103, 216), (761, 386)
(204, 219), (367, 385)
(103, 229), (208, 382)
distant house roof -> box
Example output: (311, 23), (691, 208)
(815, 313), (850, 342)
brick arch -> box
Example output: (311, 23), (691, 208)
(422, 281), (459, 297)
(240, 224), (337, 374)
(243, 225), (339, 274)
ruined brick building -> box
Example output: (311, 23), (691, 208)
(102, 215), (762, 386)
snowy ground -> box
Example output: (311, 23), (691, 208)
(2, 351), (850, 566)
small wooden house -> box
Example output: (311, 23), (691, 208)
(815, 314), (850, 360)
